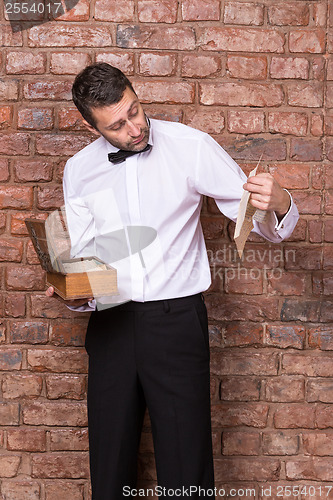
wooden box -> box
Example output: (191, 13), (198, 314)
(25, 217), (117, 300)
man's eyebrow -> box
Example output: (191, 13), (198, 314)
(106, 101), (138, 130)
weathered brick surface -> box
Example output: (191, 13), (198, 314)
(0, 2), (331, 495)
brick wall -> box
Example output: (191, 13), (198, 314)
(0, 0), (332, 498)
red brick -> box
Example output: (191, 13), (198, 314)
(312, 55), (326, 81)
(290, 138), (323, 161)
(199, 83), (283, 107)
(10, 321), (48, 343)
(30, 294), (77, 319)
(55, 0), (90, 21)
(32, 452), (89, 478)
(4, 294), (26, 317)
(95, 0), (134, 22)
(139, 53), (177, 76)
(311, 114), (323, 136)
(117, 25), (196, 50)
(292, 191), (322, 215)
(134, 81), (195, 104)
(49, 428), (88, 451)
(58, 108), (85, 131)
(44, 481), (84, 500)
(224, 268), (263, 294)
(35, 133), (92, 155)
(0, 159), (10, 181)
(96, 52), (134, 74)
(27, 348), (87, 373)
(5, 265), (45, 291)
(307, 379), (333, 403)
(36, 185), (64, 210)
(10, 212), (47, 236)
(214, 458), (280, 482)
(313, 3), (327, 27)
(317, 405), (333, 428)
(182, 0), (220, 21)
(2, 373), (43, 399)
(184, 109), (224, 134)
(50, 52), (91, 75)
(312, 164), (323, 189)
(313, 272), (333, 295)
(224, 2), (264, 25)
(50, 321), (87, 347)
(138, 0), (177, 23)
(328, 58), (333, 79)
(23, 401), (87, 427)
(287, 82), (323, 107)
(324, 221), (333, 242)
(327, 137), (333, 160)
(28, 25), (111, 47)
(309, 325), (333, 350)
(282, 353), (333, 377)
(286, 458), (333, 481)
(211, 403), (269, 428)
(0, 79), (19, 100)
(325, 113), (333, 134)
(0, 349), (22, 370)
(269, 164), (310, 189)
(0, 25), (23, 47)
(227, 55), (267, 80)
(0, 133), (30, 155)
(210, 351), (278, 376)
(266, 377), (305, 402)
(0, 105), (13, 129)
(222, 323), (262, 347)
(289, 29), (325, 53)
(0, 480), (40, 500)
(18, 107), (54, 130)
(228, 111), (264, 134)
(274, 404), (316, 429)
(199, 28), (284, 53)
(262, 431), (299, 455)
(222, 431), (260, 455)
(303, 432), (333, 456)
(206, 294), (279, 321)
(45, 374), (86, 400)
(280, 298), (321, 322)
(0, 402), (20, 424)
(220, 377), (260, 401)
(267, 270), (306, 296)
(0, 455), (21, 477)
(13, 159), (53, 182)
(200, 216), (224, 239)
(6, 51), (46, 74)
(264, 325), (305, 350)
(268, 112), (307, 136)
(0, 239), (23, 262)
(268, 3), (309, 26)
(23, 80), (72, 100)
(271, 56), (310, 78)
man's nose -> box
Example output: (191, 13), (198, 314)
(127, 120), (140, 136)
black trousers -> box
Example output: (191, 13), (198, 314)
(85, 293), (215, 499)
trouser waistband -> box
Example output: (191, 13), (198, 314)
(114, 293), (204, 313)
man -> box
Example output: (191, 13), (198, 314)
(46, 63), (299, 498)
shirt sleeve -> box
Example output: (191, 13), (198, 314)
(193, 134), (299, 243)
(63, 160), (97, 312)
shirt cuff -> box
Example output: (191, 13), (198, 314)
(272, 189), (299, 239)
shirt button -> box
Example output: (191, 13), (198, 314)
(281, 224), (284, 229)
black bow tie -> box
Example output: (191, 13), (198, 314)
(108, 144), (152, 164)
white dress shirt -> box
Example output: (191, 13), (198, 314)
(63, 119), (299, 311)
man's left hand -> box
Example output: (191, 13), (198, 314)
(243, 173), (291, 218)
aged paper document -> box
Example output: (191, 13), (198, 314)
(234, 156), (267, 258)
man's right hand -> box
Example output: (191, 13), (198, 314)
(45, 286), (93, 308)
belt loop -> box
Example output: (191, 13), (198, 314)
(163, 300), (170, 313)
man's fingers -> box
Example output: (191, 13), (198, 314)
(45, 286), (54, 297)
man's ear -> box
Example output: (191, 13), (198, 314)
(82, 119), (100, 136)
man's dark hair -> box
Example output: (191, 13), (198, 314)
(72, 63), (135, 129)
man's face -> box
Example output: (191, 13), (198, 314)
(86, 87), (149, 152)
